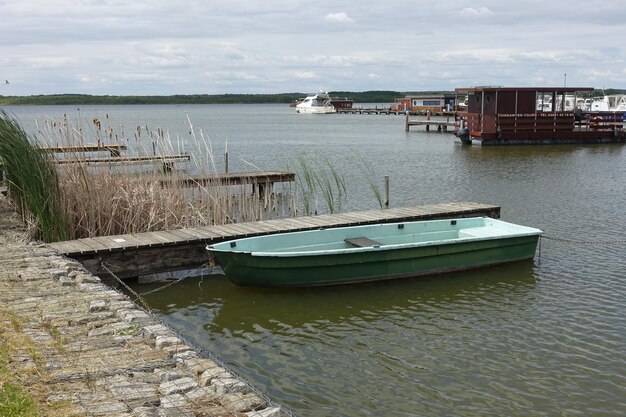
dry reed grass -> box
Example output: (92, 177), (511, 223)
(33, 113), (299, 240)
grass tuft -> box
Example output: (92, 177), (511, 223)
(0, 110), (69, 241)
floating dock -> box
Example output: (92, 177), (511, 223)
(49, 202), (501, 280)
(455, 86), (626, 145)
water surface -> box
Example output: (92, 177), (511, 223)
(6, 104), (626, 416)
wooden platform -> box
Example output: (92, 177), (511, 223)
(160, 171), (295, 188)
(49, 202), (500, 279)
(51, 154), (190, 165)
(405, 112), (456, 132)
(337, 108), (458, 117)
(40, 144), (127, 157)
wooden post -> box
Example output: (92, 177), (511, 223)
(426, 110), (431, 131)
(405, 112), (409, 131)
(162, 161), (174, 174)
(224, 150), (229, 173)
(384, 175), (389, 209)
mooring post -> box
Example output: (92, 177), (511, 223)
(224, 150), (229, 173)
(405, 111), (409, 132)
(384, 175), (390, 209)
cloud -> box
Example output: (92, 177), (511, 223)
(459, 7), (495, 18)
(1, 1), (625, 94)
(293, 71), (319, 80)
(324, 12), (354, 23)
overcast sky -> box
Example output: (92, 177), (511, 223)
(2, 0), (625, 96)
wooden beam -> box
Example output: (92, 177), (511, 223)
(40, 144), (127, 157)
(51, 154), (190, 166)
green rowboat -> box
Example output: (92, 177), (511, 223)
(207, 217), (542, 287)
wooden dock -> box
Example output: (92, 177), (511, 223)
(337, 108), (458, 117)
(405, 112), (456, 132)
(160, 171), (295, 194)
(337, 107), (406, 115)
(40, 144), (127, 157)
(49, 202), (500, 279)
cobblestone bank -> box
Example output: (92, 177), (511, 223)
(0, 196), (288, 417)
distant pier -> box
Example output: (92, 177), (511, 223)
(336, 107), (458, 117)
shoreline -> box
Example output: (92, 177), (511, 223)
(0, 194), (289, 416)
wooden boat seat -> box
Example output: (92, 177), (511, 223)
(345, 237), (382, 248)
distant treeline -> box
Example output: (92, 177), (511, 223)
(0, 89), (623, 106)
(0, 91), (444, 106)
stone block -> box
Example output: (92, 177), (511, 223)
(155, 336), (182, 350)
(220, 392), (265, 413)
(159, 377), (198, 396)
(76, 273), (102, 284)
(245, 407), (284, 417)
(119, 309), (151, 324)
(59, 276), (75, 286)
(199, 367), (232, 386)
(143, 324), (171, 339)
(90, 299), (107, 312)
(211, 378), (247, 395)
(109, 382), (160, 408)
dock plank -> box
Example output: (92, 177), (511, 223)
(179, 227), (224, 240)
(74, 238), (111, 252)
(165, 229), (200, 242)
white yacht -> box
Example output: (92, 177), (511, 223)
(590, 95), (626, 112)
(295, 91), (336, 114)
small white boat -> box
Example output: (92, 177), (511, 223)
(295, 91), (337, 114)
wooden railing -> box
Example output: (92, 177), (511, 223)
(458, 111), (624, 140)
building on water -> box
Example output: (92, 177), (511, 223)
(454, 86), (625, 146)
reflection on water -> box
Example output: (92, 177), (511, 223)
(7, 104), (626, 417)
(143, 262), (538, 333)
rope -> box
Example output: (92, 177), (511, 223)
(541, 235), (626, 245)
(139, 262), (208, 296)
(99, 259), (151, 310)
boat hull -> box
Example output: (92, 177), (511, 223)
(295, 106), (336, 114)
(208, 218), (542, 287)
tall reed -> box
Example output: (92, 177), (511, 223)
(356, 156), (384, 209)
(0, 110), (69, 241)
(290, 155), (347, 215)
(33, 113), (299, 239)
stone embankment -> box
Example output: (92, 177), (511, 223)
(0, 195), (288, 416)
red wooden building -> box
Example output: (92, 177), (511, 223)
(455, 86), (625, 145)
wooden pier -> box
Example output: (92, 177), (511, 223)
(49, 202), (500, 280)
(40, 143), (127, 157)
(405, 112), (456, 132)
(337, 107), (406, 115)
(160, 170), (295, 196)
(337, 107), (458, 117)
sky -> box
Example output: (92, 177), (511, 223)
(1, 0), (625, 96)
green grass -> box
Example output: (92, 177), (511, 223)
(0, 110), (69, 242)
(0, 381), (38, 417)
(0, 312), (39, 417)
